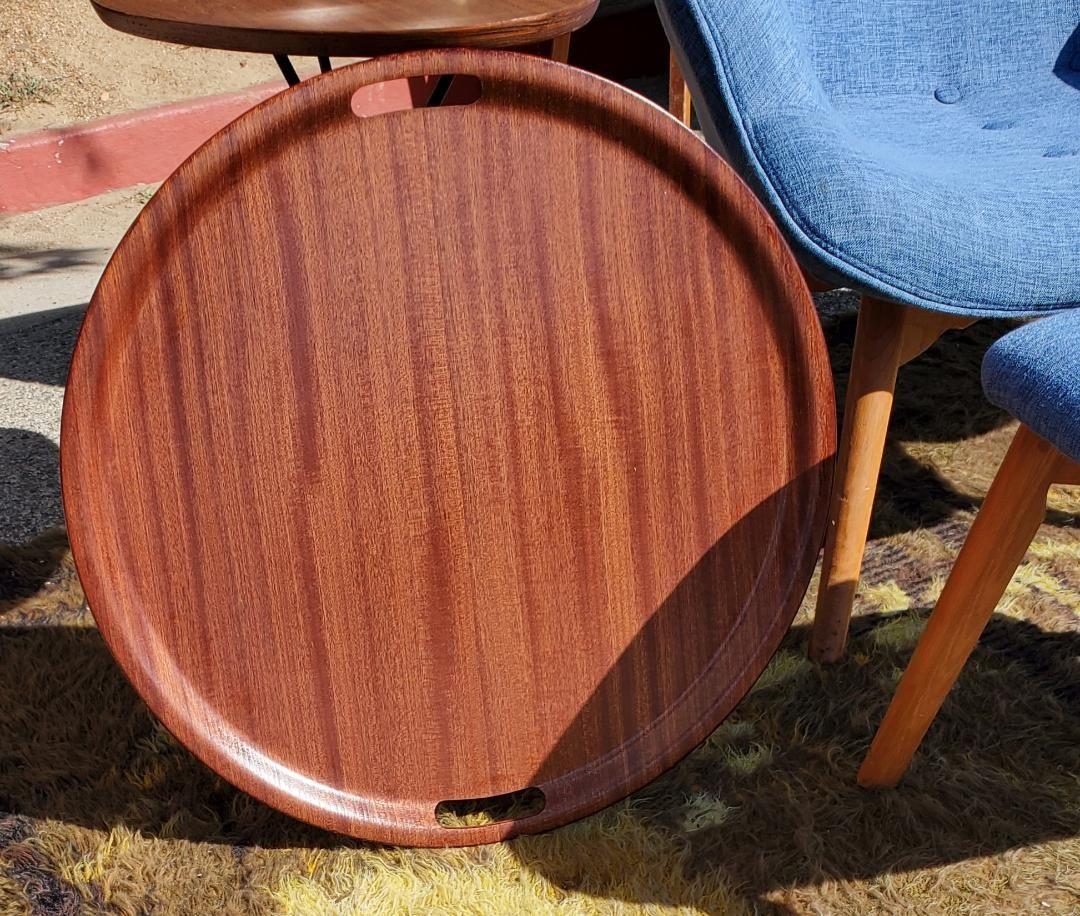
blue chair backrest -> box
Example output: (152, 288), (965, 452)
(790, 1), (1079, 97)
(660, 0), (1080, 115)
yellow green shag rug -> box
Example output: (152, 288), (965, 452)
(1, 295), (1079, 915)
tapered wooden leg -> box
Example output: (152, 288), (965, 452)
(809, 298), (908, 661)
(550, 33), (571, 63)
(669, 49), (692, 126)
(809, 298), (973, 662)
(858, 425), (1077, 788)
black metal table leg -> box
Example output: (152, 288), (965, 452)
(274, 54), (301, 86)
(427, 74), (455, 107)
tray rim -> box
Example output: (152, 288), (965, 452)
(61, 48), (836, 846)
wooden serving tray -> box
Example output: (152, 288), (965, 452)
(62, 50), (835, 847)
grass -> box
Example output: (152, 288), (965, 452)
(0, 314), (1077, 914)
(0, 70), (54, 112)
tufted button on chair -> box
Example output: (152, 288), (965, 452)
(658, 0), (1080, 661)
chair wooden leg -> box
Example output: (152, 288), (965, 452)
(858, 425), (1077, 788)
(668, 49), (693, 126)
(809, 297), (973, 663)
(550, 33), (571, 63)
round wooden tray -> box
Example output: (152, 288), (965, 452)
(62, 50), (835, 847)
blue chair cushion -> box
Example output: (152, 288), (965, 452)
(982, 311), (1080, 463)
(658, 0), (1080, 318)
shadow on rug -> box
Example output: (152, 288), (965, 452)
(1, 298), (1078, 914)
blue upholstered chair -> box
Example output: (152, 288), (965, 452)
(658, 1), (1080, 661)
(858, 311), (1080, 786)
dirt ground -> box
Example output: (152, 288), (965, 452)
(0, 0), (304, 135)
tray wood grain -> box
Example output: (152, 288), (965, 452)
(62, 50), (835, 846)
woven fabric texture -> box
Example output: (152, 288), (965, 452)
(659, 0), (1080, 316)
(982, 310), (1080, 462)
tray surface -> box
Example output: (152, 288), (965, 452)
(90, 0), (600, 56)
(62, 50), (835, 846)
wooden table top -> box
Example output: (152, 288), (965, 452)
(90, 0), (600, 56)
(62, 50), (835, 847)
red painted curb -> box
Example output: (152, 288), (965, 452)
(0, 81), (284, 215)
(0, 73), (458, 215)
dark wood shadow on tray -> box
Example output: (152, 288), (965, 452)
(510, 608), (1080, 912)
(522, 460), (830, 801)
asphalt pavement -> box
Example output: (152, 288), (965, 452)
(0, 187), (149, 542)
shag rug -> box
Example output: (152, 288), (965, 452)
(1, 294), (1078, 915)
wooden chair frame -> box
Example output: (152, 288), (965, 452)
(809, 297), (974, 661)
(669, 50), (693, 125)
(858, 423), (1080, 787)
